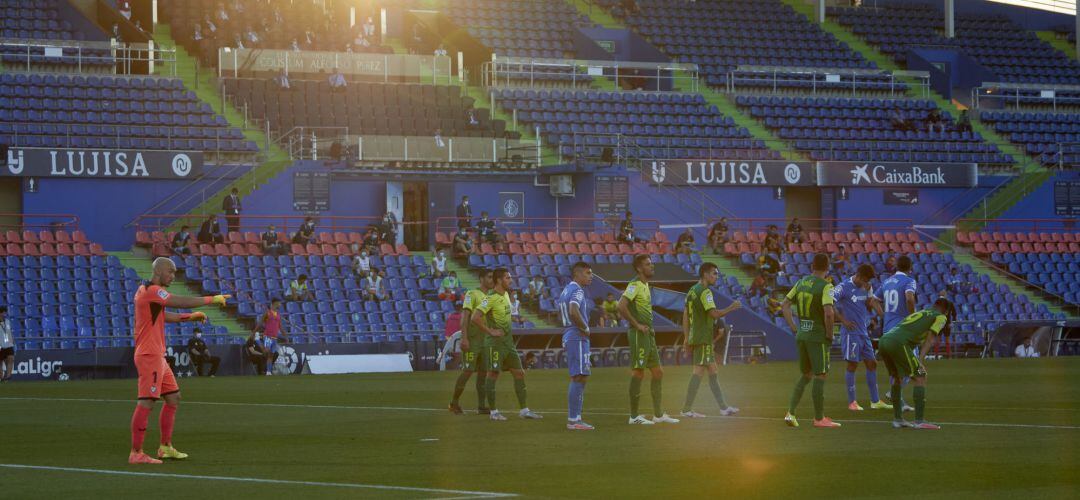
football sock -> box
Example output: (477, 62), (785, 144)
(913, 385), (926, 421)
(629, 377), (642, 418)
(568, 381), (585, 420)
(485, 377), (496, 409)
(788, 376), (810, 414)
(475, 371), (488, 409)
(682, 374), (702, 412)
(650, 377), (663, 416)
(866, 369), (880, 403)
(891, 383), (903, 419)
(159, 403), (177, 445)
(130, 405), (151, 451)
(708, 373), (728, 409)
(513, 378), (527, 409)
(811, 378), (825, 420)
(845, 370), (857, 403)
(451, 371), (469, 405)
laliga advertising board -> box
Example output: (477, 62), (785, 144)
(3, 148), (203, 179)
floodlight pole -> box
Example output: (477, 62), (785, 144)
(944, 0), (955, 38)
(816, 0), (825, 23)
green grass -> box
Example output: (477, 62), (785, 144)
(1, 358), (1077, 498)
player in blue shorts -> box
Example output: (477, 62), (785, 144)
(832, 264), (891, 412)
(875, 255), (917, 411)
(559, 262), (595, 430)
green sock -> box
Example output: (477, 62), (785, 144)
(812, 378), (825, 420)
(708, 373), (728, 409)
(913, 385), (926, 421)
(891, 384), (903, 420)
(788, 376), (810, 414)
(485, 377), (496, 410)
(513, 378), (527, 409)
(683, 374), (702, 412)
(629, 377), (643, 418)
(650, 377), (663, 416)
(475, 371), (488, 409)
(451, 371), (469, 405)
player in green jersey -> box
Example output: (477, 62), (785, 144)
(619, 255), (679, 425)
(782, 253), (840, 429)
(680, 262), (743, 418)
(448, 269), (493, 415)
(472, 268), (542, 421)
(878, 298), (953, 430)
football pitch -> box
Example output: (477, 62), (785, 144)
(0, 358), (1077, 499)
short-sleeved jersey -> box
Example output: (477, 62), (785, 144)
(832, 277), (873, 336)
(785, 275), (835, 343)
(461, 288), (489, 342)
(621, 280), (652, 331)
(602, 300), (618, 316)
(558, 281), (589, 343)
(876, 272), (917, 332)
(133, 283), (170, 357)
(685, 283), (717, 345)
(477, 291), (513, 347)
(882, 309), (947, 348)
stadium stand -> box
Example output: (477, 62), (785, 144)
(160, 0), (391, 66)
(441, 0), (595, 59)
(735, 95), (1013, 166)
(978, 110), (1080, 166)
(0, 0), (114, 70)
(958, 229), (1080, 305)
(0, 72), (257, 153)
(497, 88), (781, 160)
(830, 3), (1080, 85)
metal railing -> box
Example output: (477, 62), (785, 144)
(218, 48), (453, 85)
(714, 217), (915, 235)
(134, 214), (391, 237)
(434, 216), (663, 240)
(272, 128), (542, 165)
(0, 213), (81, 233)
(0, 37), (176, 75)
(972, 82), (1080, 110)
(483, 56), (699, 92)
(954, 218), (1078, 234)
(726, 65), (929, 97)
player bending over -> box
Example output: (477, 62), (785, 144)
(473, 268), (542, 421)
(129, 257), (229, 464)
(559, 262), (595, 430)
(876, 255), (917, 412)
(878, 298), (952, 430)
(448, 269), (493, 415)
(680, 263), (742, 418)
(620, 255), (679, 425)
(832, 264), (891, 412)
(782, 253), (840, 428)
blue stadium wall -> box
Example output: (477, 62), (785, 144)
(999, 171), (1080, 220)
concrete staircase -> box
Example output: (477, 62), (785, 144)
(701, 252), (755, 288)
(111, 251), (249, 335)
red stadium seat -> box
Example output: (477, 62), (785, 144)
(559, 232), (573, 242)
(519, 232), (534, 243)
(22, 231), (39, 243)
(723, 242), (737, 255)
(320, 244), (337, 255)
(230, 244), (246, 255)
(318, 233), (334, 244)
(504, 232), (519, 243)
(72, 231), (88, 243)
(587, 232), (604, 243)
(22, 243), (41, 256)
(536, 243), (551, 254)
(39, 243), (57, 256)
(522, 243), (537, 255)
(972, 242), (988, 255)
(304, 244), (320, 255)
(152, 243), (171, 257)
(38, 231), (55, 243)
(573, 232), (588, 243)
(601, 232), (616, 243)
(435, 232), (450, 247)
(290, 244), (306, 256)
(509, 243), (524, 254)
(227, 232), (244, 244)
(379, 243), (394, 256)
(56, 243), (74, 256)
(5, 243), (22, 255)
(4, 231), (20, 243)
(214, 244), (230, 255)
(135, 231), (152, 246)
(533, 232), (548, 243)
(956, 232), (971, 245)
(553, 243), (569, 254)
(807, 232), (821, 243)
(395, 243), (410, 255)
(335, 244), (351, 255)
(603, 243), (618, 254)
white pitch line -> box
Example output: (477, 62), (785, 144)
(2, 396), (1077, 430)
(0, 464), (517, 498)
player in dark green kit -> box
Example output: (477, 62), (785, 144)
(878, 298), (952, 430)
(619, 255), (679, 425)
(473, 268), (542, 421)
(782, 253), (840, 428)
(680, 262), (743, 418)
(448, 269), (492, 415)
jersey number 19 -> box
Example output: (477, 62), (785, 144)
(883, 289), (899, 313)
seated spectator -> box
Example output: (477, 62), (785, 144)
(434, 43), (448, 57)
(476, 211), (502, 249)
(328, 67), (347, 90)
(927, 108), (945, 134)
(833, 244), (850, 276)
(352, 250), (372, 281)
(675, 228), (695, 255)
(292, 216), (316, 245)
(510, 291), (525, 327)
(439, 271), (462, 301)
(262, 225), (285, 256)
(881, 255), (897, 280)
(758, 254), (779, 288)
(434, 129), (446, 148)
(763, 227), (783, 256)
(431, 250), (448, 279)
(600, 293), (619, 327)
(287, 274), (314, 302)
(245, 333), (270, 376)
(187, 327), (220, 377)
(618, 211), (640, 243)
(747, 271), (769, 298)
(852, 224), (865, 239)
(171, 226), (192, 255)
(363, 268), (386, 301)
(1015, 337), (1039, 358)
(363, 16), (376, 37)
(380, 211), (398, 245)
(437, 306), (463, 371)
(466, 109), (479, 128)
(786, 217), (804, 245)
(956, 109), (972, 133)
(708, 217), (729, 254)
(890, 109), (913, 132)
(363, 229), (381, 256)
(945, 266), (972, 294)
(525, 275), (546, 305)
(452, 228), (473, 257)
(523, 351), (538, 370)
(766, 290), (784, 318)
(273, 69), (291, 90)
(197, 215), (224, 244)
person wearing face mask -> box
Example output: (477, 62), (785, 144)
(0, 306), (14, 382)
(186, 327), (220, 377)
(431, 250), (448, 279)
(245, 332), (269, 376)
(352, 250), (372, 282)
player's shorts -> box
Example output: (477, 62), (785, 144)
(0, 346), (14, 359)
(796, 339), (829, 375)
(461, 339), (485, 372)
(564, 338), (591, 377)
(690, 344), (716, 366)
(628, 328), (660, 370)
(135, 354), (178, 400)
(841, 332), (875, 362)
(878, 339), (922, 379)
(261, 336), (279, 353)
(485, 342), (522, 372)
